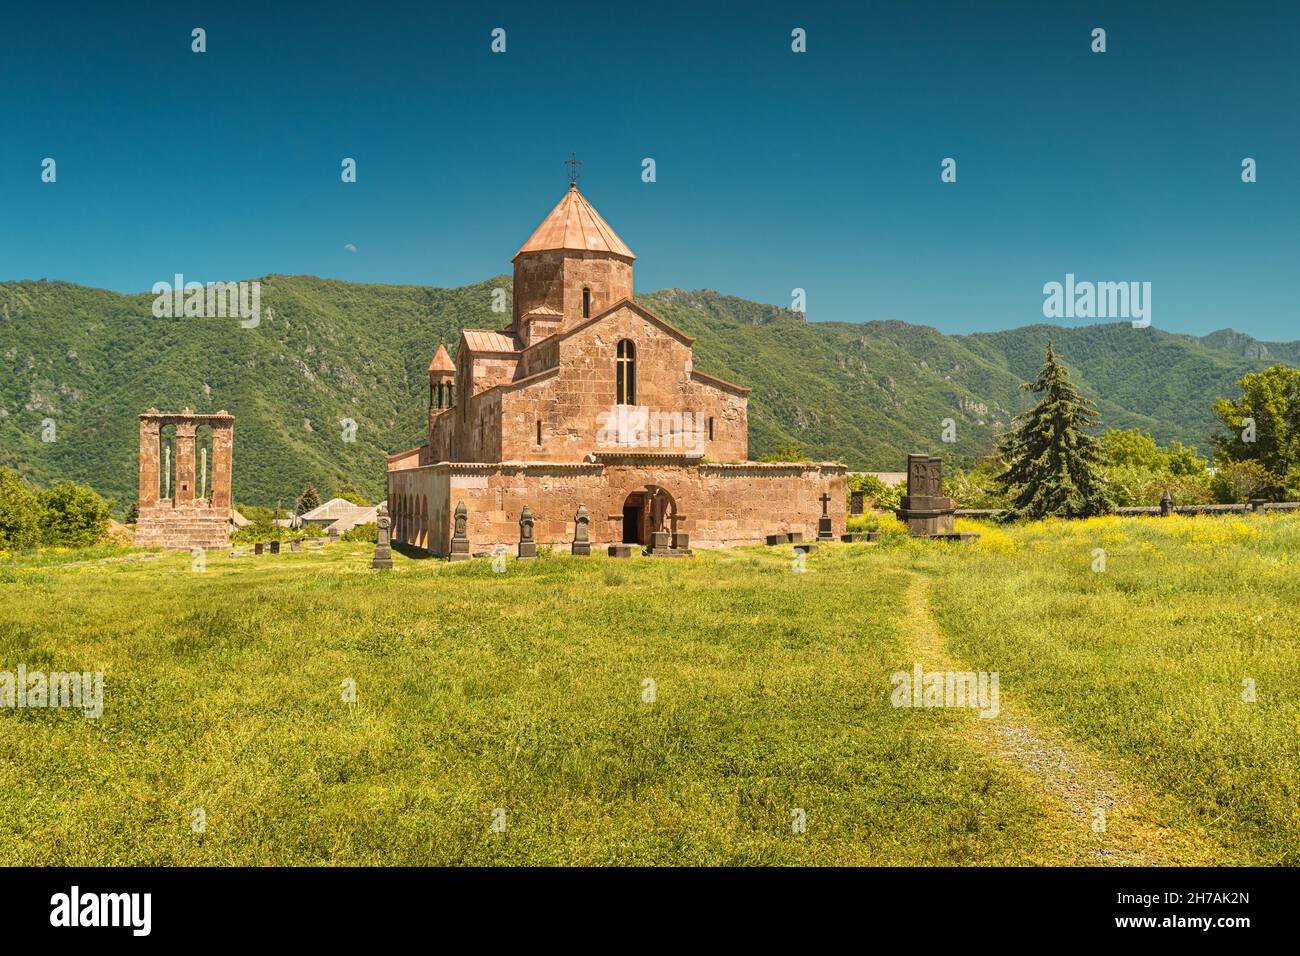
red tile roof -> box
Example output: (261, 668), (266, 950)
(428, 342), (455, 372)
(513, 184), (635, 261)
(461, 329), (518, 353)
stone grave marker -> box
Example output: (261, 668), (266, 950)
(518, 505), (537, 559)
(371, 503), (393, 570)
(571, 503), (591, 556)
(450, 500), (471, 561)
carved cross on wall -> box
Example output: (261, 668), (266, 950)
(819, 492), (831, 516)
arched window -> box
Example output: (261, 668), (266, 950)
(582, 287), (591, 319)
(616, 340), (636, 405)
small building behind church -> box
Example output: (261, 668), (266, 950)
(386, 180), (845, 554)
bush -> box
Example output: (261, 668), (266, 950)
(341, 522), (376, 542)
(39, 481), (111, 547)
(1210, 460), (1273, 504)
(0, 468), (43, 552)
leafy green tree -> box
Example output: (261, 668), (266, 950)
(0, 467), (43, 551)
(295, 483), (322, 516)
(1212, 364), (1300, 497)
(124, 501), (140, 524)
(336, 484), (370, 506)
(1210, 460), (1272, 504)
(1101, 429), (1168, 472)
(1165, 440), (1208, 477)
(39, 480), (110, 547)
(996, 344), (1114, 520)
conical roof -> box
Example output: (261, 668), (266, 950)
(513, 184), (634, 261)
(428, 342), (455, 373)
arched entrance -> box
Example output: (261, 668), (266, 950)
(621, 486), (677, 545)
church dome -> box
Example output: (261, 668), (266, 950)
(513, 184), (635, 262)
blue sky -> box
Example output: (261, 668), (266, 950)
(2, 0), (1297, 339)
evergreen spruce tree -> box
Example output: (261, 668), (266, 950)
(295, 483), (321, 516)
(996, 343), (1114, 520)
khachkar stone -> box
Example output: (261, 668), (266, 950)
(134, 409), (234, 550)
(518, 506), (537, 559)
(817, 492), (835, 540)
(897, 453), (976, 541)
(572, 504), (591, 556)
(449, 500), (471, 561)
(898, 453), (956, 537)
(371, 503), (393, 570)
(850, 490), (865, 515)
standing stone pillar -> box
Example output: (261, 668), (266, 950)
(200, 447), (208, 502)
(572, 503), (591, 556)
(371, 503), (393, 570)
(1160, 489), (1175, 517)
(449, 500), (471, 561)
(175, 421), (197, 505)
(518, 505), (537, 559)
(210, 418), (234, 510)
(138, 416), (161, 506)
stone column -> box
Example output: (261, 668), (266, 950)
(211, 422), (233, 510)
(138, 417), (160, 506)
(175, 422), (197, 505)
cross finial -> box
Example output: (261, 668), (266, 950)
(820, 491), (831, 515)
(564, 150), (582, 186)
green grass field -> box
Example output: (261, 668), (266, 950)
(1, 515), (1296, 866)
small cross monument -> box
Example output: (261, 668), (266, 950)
(817, 491), (834, 540)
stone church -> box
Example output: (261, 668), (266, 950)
(386, 180), (845, 554)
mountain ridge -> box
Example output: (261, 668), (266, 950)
(1, 276), (1292, 510)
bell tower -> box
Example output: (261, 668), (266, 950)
(510, 158), (635, 343)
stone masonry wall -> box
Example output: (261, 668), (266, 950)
(387, 460), (846, 556)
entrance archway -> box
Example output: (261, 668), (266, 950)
(621, 486), (677, 545)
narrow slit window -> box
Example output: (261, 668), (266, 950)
(616, 340), (636, 405)
(708, 417), (715, 441)
(536, 419), (542, 446)
(582, 287), (591, 318)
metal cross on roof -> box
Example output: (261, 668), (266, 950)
(564, 150), (582, 185)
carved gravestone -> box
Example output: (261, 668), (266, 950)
(1160, 489), (1175, 517)
(897, 453), (955, 537)
(290, 538), (301, 553)
(817, 491), (835, 541)
(269, 540), (281, 555)
(572, 503), (591, 556)
(253, 542), (264, 556)
(518, 505), (537, 559)
(850, 490), (865, 515)
(371, 503), (393, 569)
(449, 500), (471, 561)
(449, 502), (470, 561)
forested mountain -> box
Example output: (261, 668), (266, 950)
(1, 276), (1291, 510)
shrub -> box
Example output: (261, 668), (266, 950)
(39, 481), (112, 547)
(341, 522), (376, 542)
(0, 468), (43, 552)
(1210, 460), (1273, 504)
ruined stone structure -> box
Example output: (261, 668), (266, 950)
(386, 180), (845, 555)
(134, 408), (234, 549)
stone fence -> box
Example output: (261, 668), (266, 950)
(952, 500), (1300, 520)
